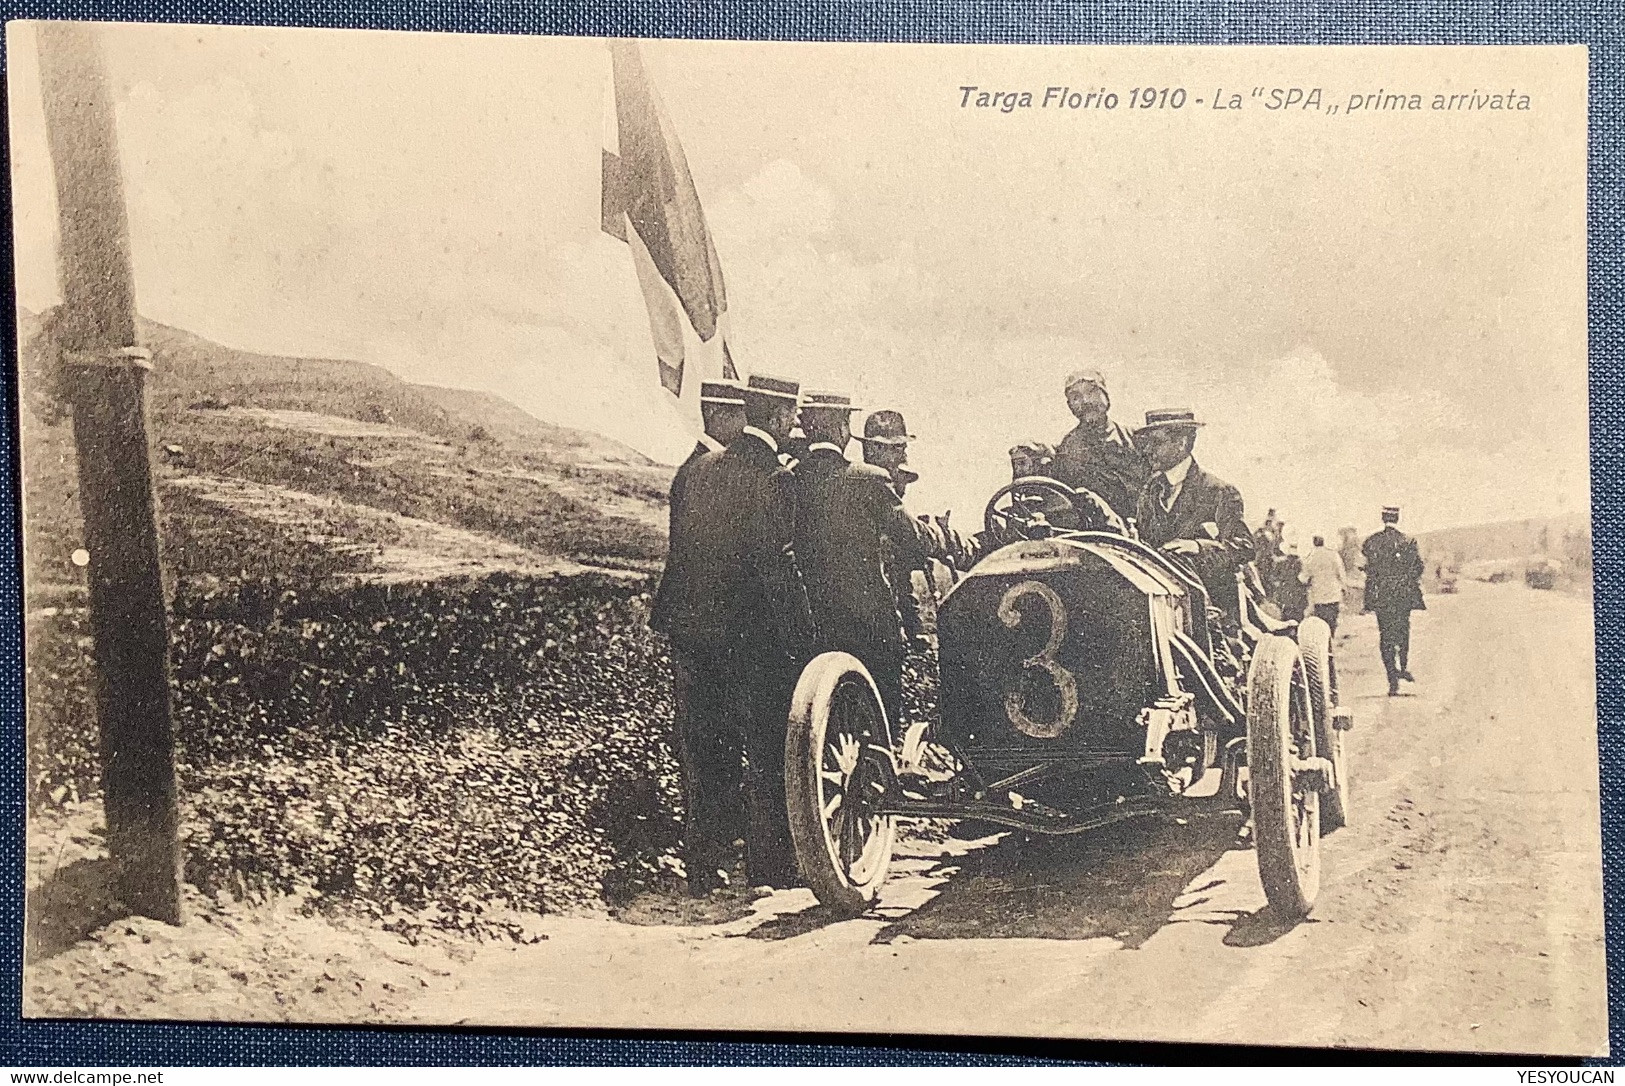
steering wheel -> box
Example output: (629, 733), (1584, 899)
(983, 476), (1125, 539)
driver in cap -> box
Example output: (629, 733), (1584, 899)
(1050, 370), (1152, 522)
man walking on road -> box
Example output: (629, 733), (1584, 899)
(650, 373), (816, 891)
(1300, 534), (1348, 634)
(1362, 506), (1426, 697)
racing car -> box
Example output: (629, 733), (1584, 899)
(783, 475), (1353, 921)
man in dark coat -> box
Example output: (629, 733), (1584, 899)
(1051, 370), (1153, 522)
(650, 379), (746, 633)
(1132, 408), (1257, 622)
(797, 394), (930, 730)
(1274, 543), (1309, 622)
(647, 380), (747, 893)
(651, 373), (815, 891)
(860, 409), (928, 646)
(1362, 505), (1426, 696)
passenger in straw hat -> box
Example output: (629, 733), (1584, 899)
(1132, 408), (1257, 621)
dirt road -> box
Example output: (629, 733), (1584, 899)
(416, 581), (1608, 1056)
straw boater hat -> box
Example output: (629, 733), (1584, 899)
(699, 379), (744, 405)
(860, 409), (915, 446)
(1382, 506), (1401, 524)
(1133, 408), (1206, 438)
(800, 390), (862, 414)
(745, 373), (800, 402)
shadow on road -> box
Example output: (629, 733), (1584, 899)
(868, 813), (1255, 948)
(1221, 906), (1307, 947)
(741, 903), (849, 941)
(26, 856), (125, 963)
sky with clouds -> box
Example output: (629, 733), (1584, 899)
(9, 25), (1590, 539)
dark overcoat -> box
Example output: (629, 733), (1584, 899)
(651, 433), (814, 656)
(1052, 419), (1154, 522)
(649, 440), (709, 637)
(1134, 460), (1257, 611)
(1361, 526), (1426, 613)
(793, 446), (927, 652)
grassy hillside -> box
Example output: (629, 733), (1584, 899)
(19, 306), (672, 601)
(20, 306), (700, 931)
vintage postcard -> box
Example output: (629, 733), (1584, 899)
(13, 22), (1603, 1054)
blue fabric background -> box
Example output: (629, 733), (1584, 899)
(0, 0), (1619, 1066)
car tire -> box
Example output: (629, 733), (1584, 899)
(785, 652), (898, 917)
(1247, 634), (1321, 921)
(1298, 616), (1349, 833)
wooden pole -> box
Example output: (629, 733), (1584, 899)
(36, 21), (183, 924)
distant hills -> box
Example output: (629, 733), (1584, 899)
(18, 304), (1594, 603)
(1416, 512), (1591, 572)
(17, 307), (672, 600)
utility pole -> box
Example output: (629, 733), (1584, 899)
(36, 21), (183, 924)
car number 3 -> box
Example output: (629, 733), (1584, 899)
(997, 580), (1080, 739)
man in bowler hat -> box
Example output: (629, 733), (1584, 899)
(861, 409), (930, 646)
(651, 373), (816, 891)
(1132, 408), (1257, 620)
(1362, 506), (1425, 696)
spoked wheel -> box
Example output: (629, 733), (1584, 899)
(786, 652), (898, 916)
(1246, 634), (1322, 920)
(1298, 616), (1349, 833)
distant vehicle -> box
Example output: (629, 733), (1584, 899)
(1525, 558), (1562, 591)
(784, 475), (1352, 924)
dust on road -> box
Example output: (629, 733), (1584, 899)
(417, 581), (1607, 1056)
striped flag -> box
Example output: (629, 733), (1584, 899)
(601, 39), (736, 424)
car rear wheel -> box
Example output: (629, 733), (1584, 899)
(786, 652), (898, 916)
(1247, 634), (1322, 920)
(1298, 616), (1349, 833)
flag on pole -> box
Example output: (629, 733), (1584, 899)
(601, 39), (736, 426)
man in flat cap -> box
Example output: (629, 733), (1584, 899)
(1362, 506), (1425, 696)
(1008, 440), (1057, 483)
(1052, 370), (1152, 523)
(797, 394), (932, 729)
(1132, 408), (1257, 621)
(653, 373), (816, 891)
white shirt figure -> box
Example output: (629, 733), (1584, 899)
(1159, 456), (1194, 511)
(1300, 543), (1347, 606)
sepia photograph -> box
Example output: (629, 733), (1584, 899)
(11, 21), (1605, 1055)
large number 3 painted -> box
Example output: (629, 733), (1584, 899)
(997, 580), (1080, 739)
